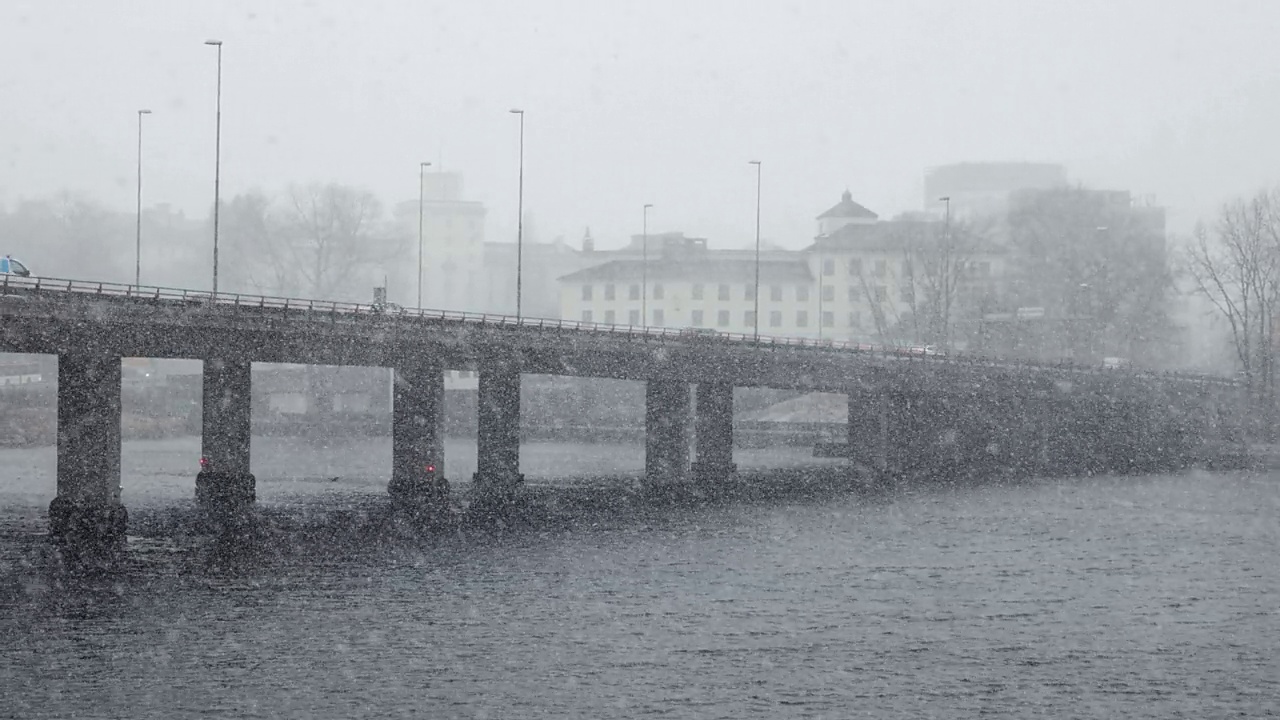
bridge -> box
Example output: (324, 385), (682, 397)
(1, 274), (1246, 559)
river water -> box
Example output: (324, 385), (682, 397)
(0, 437), (1276, 718)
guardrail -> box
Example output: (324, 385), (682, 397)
(2, 274), (1238, 387)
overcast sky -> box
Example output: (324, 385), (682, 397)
(3, 0), (1278, 250)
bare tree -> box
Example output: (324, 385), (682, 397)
(221, 183), (407, 301)
(1186, 188), (1280, 414)
(1007, 186), (1173, 364)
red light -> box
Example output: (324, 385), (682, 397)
(426, 464), (436, 473)
(199, 456), (209, 468)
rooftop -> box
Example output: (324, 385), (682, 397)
(558, 257), (813, 284)
(817, 190), (879, 221)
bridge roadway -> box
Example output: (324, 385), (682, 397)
(1, 275), (1246, 560)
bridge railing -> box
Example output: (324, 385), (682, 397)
(1, 273), (1238, 387)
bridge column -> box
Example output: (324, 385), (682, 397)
(846, 387), (884, 474)
(389, 361), (449, 518)
(692, 381), (737, 485)
(645, 379), (691, 488)
(471, 362), (524, 514)
(49, 352), (127, 562)
(195, 358), (256, 516)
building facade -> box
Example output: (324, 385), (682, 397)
(557, 192), (1007, 347)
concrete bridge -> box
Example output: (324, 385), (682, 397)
(1, 275), (1245, 559)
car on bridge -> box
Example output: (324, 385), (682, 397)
(0, 255), (31, 277)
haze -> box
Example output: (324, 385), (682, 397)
(2, 0), (1278, 246)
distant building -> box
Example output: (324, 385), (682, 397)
(923, 162), (1067, 220)
(557, 234), (817, 338)
(810, 191), (1007, 347)
(389, 171), (487, 313)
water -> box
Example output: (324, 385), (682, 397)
(0, 439), (1277, 718)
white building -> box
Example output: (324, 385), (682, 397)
(390, 172), (488, 313)
(558, 235), (818, 338)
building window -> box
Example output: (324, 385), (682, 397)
(692, 309), (704, 326)
(717, 309), (730, 327)
(653, 283), (665, 300)
(847, 286), (859, 302)
(796, 310), (809, 327)
(582, 285), (593, 301)
(847, 258), (862, 276)
(796, 286), (810, 302)
(582, 310), (593, 323)
(848, 311), (861, 328)
(605, 283), (616, 301)
(872, 260), (887, 278)
(744, 284), (756, 301)
(629, 309), (640, 325)
(718, 284), (730, 301)
(978, 261), (992, 276)
(900, 287), (914, 304)
(769, 310), (782, 327)
(744, 310), (756, 327)
(653, 309), (664, 326)
(629, 284), (640, 300)
(692, 283), (704, 300)
(821, 285), (834, 302)
(822, 258), (835, 276)
(874, 286), (887, 303)
(770, 285), (783, 302)
(604, 309), (615, 324)
(822, 311), (834, 328)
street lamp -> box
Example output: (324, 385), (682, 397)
(417, 161), (432, 309)
(510, 108), (525, 319)
(205, 39), (223, 295)
(135, 109), (152, 288)
(642, 203), (653, 325)
(939, 196), (952, 347)
(749, 160), (762, 341)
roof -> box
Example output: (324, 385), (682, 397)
(805, 217), (1008, 255)
(558, 257), (813, 284)
(817, 190), (879, 221)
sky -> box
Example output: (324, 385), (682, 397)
(3, 0), (1279, 252)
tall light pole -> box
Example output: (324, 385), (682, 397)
(134, 108), (152, 288)
(642, 203), (653, 325)
(417, 161), (432, 309)
(939, 196), (951, 347)
(749, 160), (762, 341)
(205, 39), (223, 295)
(510, 108), (525, 319)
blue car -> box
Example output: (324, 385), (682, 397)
(0, 255), (31, 276)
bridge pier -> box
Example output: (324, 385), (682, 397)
(49, 352), (128, 564)
(845, 388), (884, 474)
(471, 362), (524, 516)
(692, 382), (737, 485)
(195, 358), (256, 518)
(389, 361), (450, 518)
(644, 379), (691, 490)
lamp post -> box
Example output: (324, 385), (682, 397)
(749, 160), (762, 341)
(205, 39), (223, 295)
(134, 109), (152, 288)
(417, 161), (432, 309)
(939, 195), (951, 346)
(510, 108), (525, 319)
(642, 203), (653, 325)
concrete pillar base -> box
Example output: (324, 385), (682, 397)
(691, 461), (738, 485)
(48, 496), (128, 566)
(389, 472), (453, 521)
(196, 471), (257, 517)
